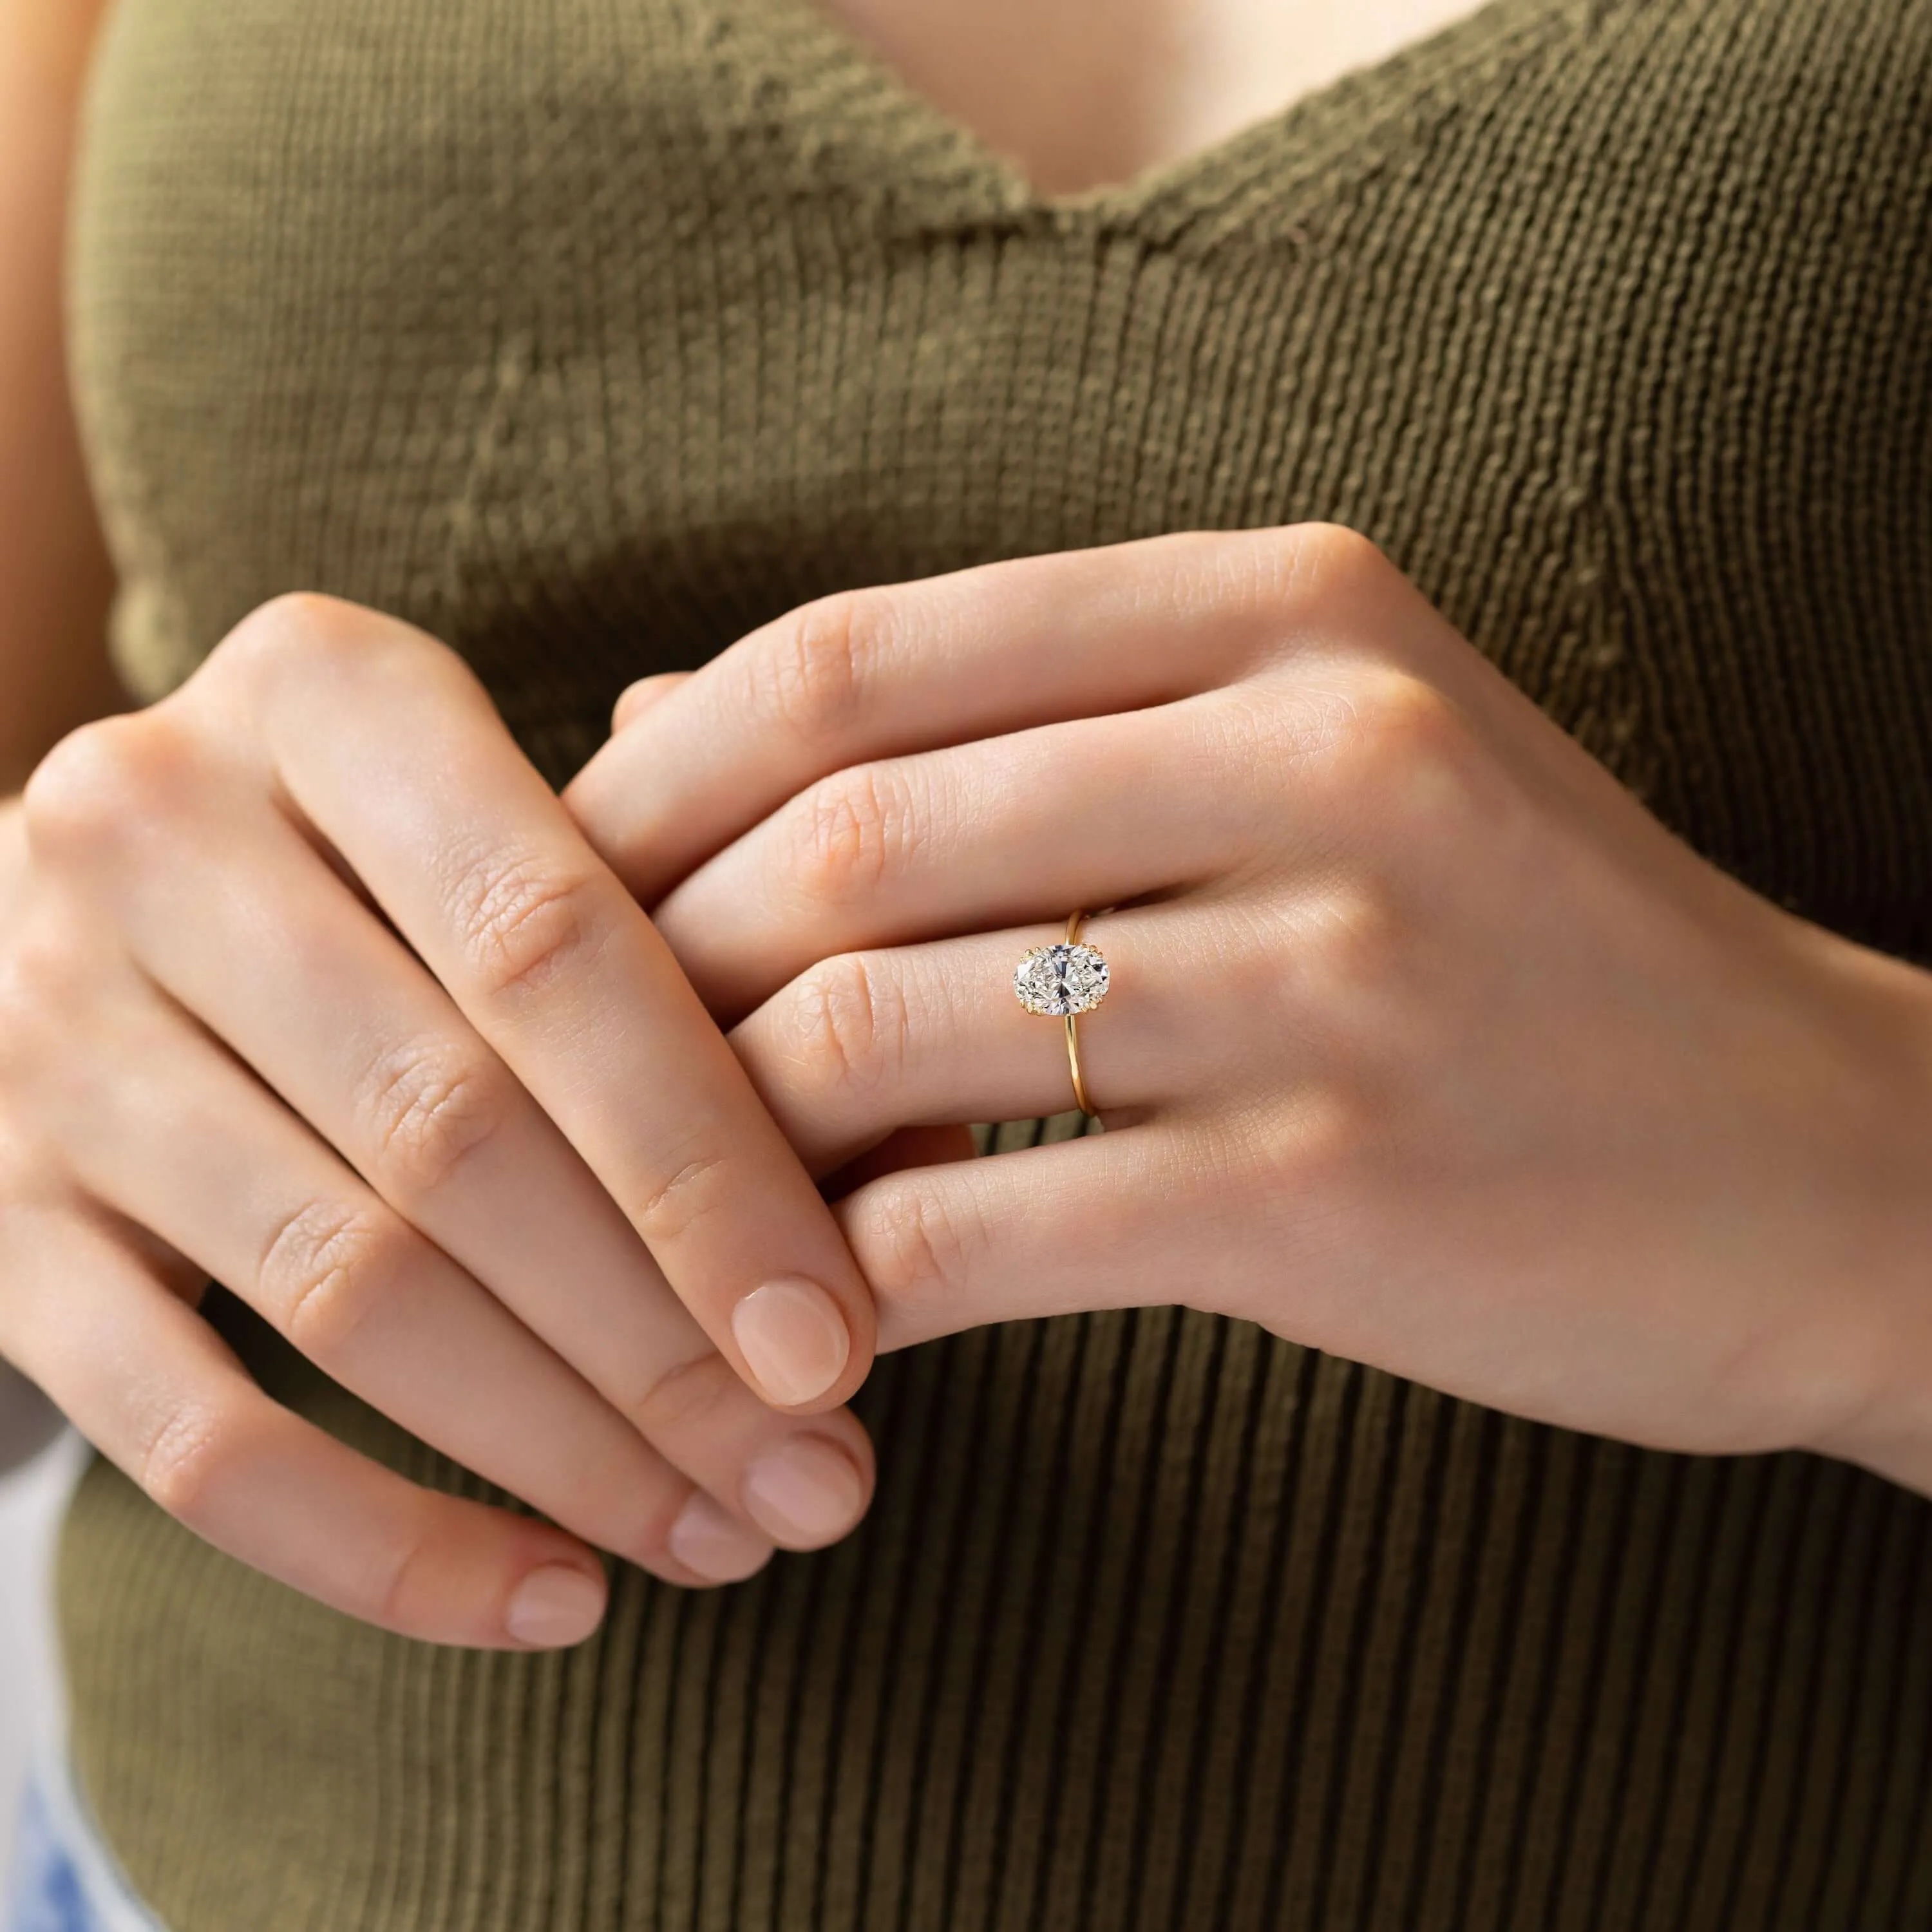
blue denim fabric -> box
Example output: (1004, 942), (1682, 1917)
(4, 1750), (160, 1932)
(3, 1771), (98, 1932)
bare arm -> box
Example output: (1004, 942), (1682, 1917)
(0, 0), (121, 1468)
(1, 0), (124, 798)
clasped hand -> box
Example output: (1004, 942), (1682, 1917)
(5, 523), (1930, 1651)
(570, 524), (1932, 1495)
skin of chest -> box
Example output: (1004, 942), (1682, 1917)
(803, 0), (1493, 193)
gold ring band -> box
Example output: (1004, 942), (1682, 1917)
(1012, 909), (1111, 1118)
(1063, 911), (1096, 1117)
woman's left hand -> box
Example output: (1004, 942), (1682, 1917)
(565, 525), (1932, 1489)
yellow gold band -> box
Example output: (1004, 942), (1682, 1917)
(1012, 909), (1110, 1116)
(1064, 909), (1096, 1117)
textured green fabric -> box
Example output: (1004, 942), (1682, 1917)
(52, 0), (1932, 1925)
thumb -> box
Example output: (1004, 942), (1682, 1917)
(610, 669), (696, 736)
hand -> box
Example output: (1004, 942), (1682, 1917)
(0, 594), (879, 1650)
(566, 525), (1932, 1488)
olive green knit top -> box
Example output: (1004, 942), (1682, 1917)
(53, 0), (1932, 1926)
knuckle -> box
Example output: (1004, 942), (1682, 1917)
(21, 713), (196, 869)
(261, 1198), (406, 1359)
(356, 1036), (508, 1197)
(366, 1515), (437, 1632)
(1177, 522), (1390, 634)
(139, 1401), (239, 1522)
(616, 1347), (743, 1443)
(791, 764), (906, 907)
(1206, 1092), (1374, 1266)
(1266, 1084), (1387, 1220)
(1229, 883), (1430, 1099)
(0, 1113), (50, 1198)
(764, 589), (887, 744)
(444, 845), (603, 1000)
(213, 594), (469, 717)
(786, 952), (902, 1098)
(630, 1148), (730, 1249)
(1154, 526), (1370, 624)
(0, 912), (91, 1057)
(216, 590), (374, 677)
(1293, 881), (1403, 1002)
(1329, 667), (1475, 799)
(1275, 521), (1392, 605)
(860, 1180), (983, 1308)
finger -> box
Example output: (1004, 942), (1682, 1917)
(833, 1121), (1224, 1353)
(44, 976), (773, 1588)
(205, 600), (876, 1412)
(820, 1124), (978, 1197)
(654, 696), (1269, 1017)
(90, 770), (874, 1551)
(732, 907), (1221, 1177)
(565, 527), (1317, 904)
(0, 1198), (609, 1648)
(611, 669), (694, 734)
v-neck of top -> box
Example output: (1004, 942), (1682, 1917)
(710, 0), (1580, 238)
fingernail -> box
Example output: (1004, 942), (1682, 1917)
(667, 1492), (774, 1583)
(732, 1276), (851, 1406)
(504, 1564), (605, 1647)
(743, 1435), (869, 1546)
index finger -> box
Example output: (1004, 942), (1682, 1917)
(563, 528), (1311, 905)
(201, 594), (875, 1413)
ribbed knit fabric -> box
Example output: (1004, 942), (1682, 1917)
(50, 0), (1932, 1926)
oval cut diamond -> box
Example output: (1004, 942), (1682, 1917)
(1014, 941), (1110, 1017)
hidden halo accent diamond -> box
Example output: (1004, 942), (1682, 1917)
(1013, 940), (1110, 1018)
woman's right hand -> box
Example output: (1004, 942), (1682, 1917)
(0, 592), (879, 1648)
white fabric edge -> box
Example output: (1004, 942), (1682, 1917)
(0, 1367), (67, 1483)
(24, 1699), (169, 1931)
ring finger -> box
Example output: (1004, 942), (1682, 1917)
(731, 902), (1246, 1179)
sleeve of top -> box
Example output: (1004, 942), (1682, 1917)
(0, 1358), (68, 1479)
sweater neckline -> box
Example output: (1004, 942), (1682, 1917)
(717, 0), (1580, 238)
